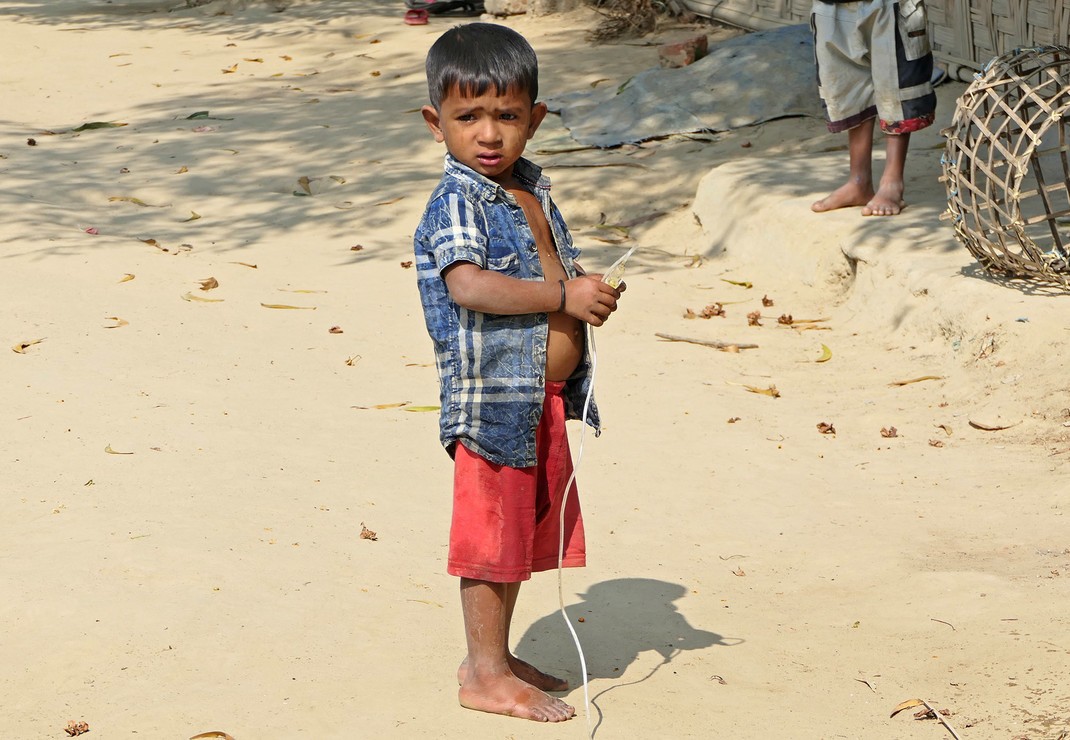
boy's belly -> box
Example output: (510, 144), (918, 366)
(546, 311), (583, 382)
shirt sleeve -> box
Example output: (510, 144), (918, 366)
(428, 192), (488, 273)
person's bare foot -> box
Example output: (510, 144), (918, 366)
(861, 180), (906, 216)
(811, 180), (875, 213)
(458, 668), (575, 722)
(458, 656), (569, 692)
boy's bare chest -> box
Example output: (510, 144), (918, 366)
(508, 188), (560, 268)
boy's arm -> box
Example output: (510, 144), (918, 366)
(442, 262), (622, 327)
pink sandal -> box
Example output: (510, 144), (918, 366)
(404, 8), (429, 24)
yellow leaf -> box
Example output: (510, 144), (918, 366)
(889, 698), (926, 718)
(190, 733), (236, 740)
(352, 402), (408, 410)
(279, 288), (326, 294)
(119, 273), (135, 283)
(403, 406), (441, 412)
(260, 303), (315, 310)
(12, 338), (45, 354)
(329, 175), (346, 184)
(105, 444), (134, 455)
(176, 166), (189, 174)
(230, 261), (257, 269)
(720, 278), (754, 289)
(183, 211), (201, 222)
(182, 292), (224, 303)
(198, 277), (219, 291)
(222, 63), (238, 73)
(815, 344), (832, 363)
(103, 316), (129, 329)
(243, 57), (264, 63)
(296, 176), (312, 194)
(743, 384), (780, 398)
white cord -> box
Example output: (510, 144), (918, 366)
(557, 321), (597, 739)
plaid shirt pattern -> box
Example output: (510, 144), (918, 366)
(414, 154), (599, 467)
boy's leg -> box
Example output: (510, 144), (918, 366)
(458, 577), (575, 722)
(863, 131), (909, 216)
(811, 119), (876, 213)
(456, 580), (569, 691)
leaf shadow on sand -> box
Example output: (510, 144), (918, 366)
(515, 577), (738, 735)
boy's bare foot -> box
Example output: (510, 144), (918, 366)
(861, 181), (906, 216)
(459, 670), (575, 722)
(811, 181), (875, 213)
(458, 656), (569, 692)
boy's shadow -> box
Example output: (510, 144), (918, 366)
(515, 577), (737, 694)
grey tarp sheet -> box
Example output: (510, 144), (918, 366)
(545, 24), (825, 147)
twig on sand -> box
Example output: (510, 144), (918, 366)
(655, 332), (758, 350)
(931, 618), (956, 631)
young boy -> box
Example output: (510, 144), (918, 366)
(809, 0), (937, 216)
(413, 23), (624, 722)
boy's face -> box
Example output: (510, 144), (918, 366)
(422, 84), (547, 186)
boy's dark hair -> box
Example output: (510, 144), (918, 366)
(425, 23), (539, 110)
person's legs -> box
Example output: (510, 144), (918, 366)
(863, 131), (909, 216)
(811, 118), (876, 212)
(458, 577), (575, 722)
(457, 580), (569, 691)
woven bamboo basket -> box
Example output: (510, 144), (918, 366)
(941, 45), (1070, 285)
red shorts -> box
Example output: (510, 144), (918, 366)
(448, 381), (586, 582)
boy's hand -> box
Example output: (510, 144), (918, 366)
(562, 274), (624, 327)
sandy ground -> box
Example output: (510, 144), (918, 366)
(3, 1), (1070, 738)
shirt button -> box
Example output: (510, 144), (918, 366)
(529, 242), (537, 252)
(538, 375), (545, 385)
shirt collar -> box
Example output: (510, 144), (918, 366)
(443, 153), (550, 203)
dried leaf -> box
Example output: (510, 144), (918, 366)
(189, 733), (236, 740)
(103, 316), (129, 329)
(222, 63), (238, 73)
(400, 261), (414, 269)
(968, 419), (1019, 431)
(350, 244), (364, 251)
(110, 196), (166, 208)
(699, 303), (725, 318)
(64, 721), (91, 737)
(732, 567), (746, 576)
(880, 426), (898, 438)
(744, 384), (780, 398)
(73, 121), (127, 131)
(721, 278), (753, 289)
(329, 175), (346, 184)
(936, 424), (953, 436)
(279, 288), (326, 294)
(296, 176), (312, 194)
(816, 421), (836, 434)
(890, 699), (926, 718)
(243, 57), (263, 63)
(183, 211), (201, 222)
(360, 523), (378, 541)
(182, 292), (224, 303)
(230, 261), (257, 269)
(375, 196), (404, 206)
(12, 338), (45, 354)
(403, 406), (441, 412)
(260, 303), (315, 310)
(198, 277), (219, 291)
(777, 314), (793, 325)
(176, 166), (189, 174)
(889, 375), (945, 387)
(683, 308), (697, 319)
(328, 326), (344, 334)
(105, 444), (134, 455)
(815, 344), (832, 363)
(345, 355), (361, 366)
(928, 439), (945, 448)
(119, 273), (135, 283)
(761, 295), (774, 307)
(747, 311), (762, 326)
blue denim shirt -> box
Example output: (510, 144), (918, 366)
(414, 154), (600, 468)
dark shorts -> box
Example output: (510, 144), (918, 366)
(447, 381), (586, 582)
